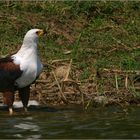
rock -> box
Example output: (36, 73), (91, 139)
(13, 100), (39, 108)
(94, 96), (108, 106)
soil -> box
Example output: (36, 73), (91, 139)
(26, 59), (140, 109)
(0, 59), (140, 109)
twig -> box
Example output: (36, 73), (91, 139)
(64, 59), (72, 81)
(59, 59), (72, 93)
(107, 47), (117, 54)
(115, 73), (119, 90)
(51, 59), (70, 64)
(43, 62), (56, 69)
(85, 98), (93, 110)
(125, 74), (128, 89)
(50, 27), (75, 43)
(52, 71), (68, 104)
(134, 87), (140, 90)
(112, 37), (131, 51)
(103, 68), (140, 74)
(63, 79), (80, 85)
(62, 79), (84, 106)
(61, 59), (84, 106)
(94, 25), (114, 32)
(133, 45), (140, 50)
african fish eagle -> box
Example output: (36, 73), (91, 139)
(0, 29), (45, 114)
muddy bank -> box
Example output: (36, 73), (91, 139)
(29, 59), (140, 108)
(1, 59), (140, 109)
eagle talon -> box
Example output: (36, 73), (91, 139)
(24, 107), (28, 112)
(9, 107), (13, 115)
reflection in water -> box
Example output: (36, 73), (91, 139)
(14, 123), (40, 131)
(14, 117), (41, 139)
(0, 106), (140, 139)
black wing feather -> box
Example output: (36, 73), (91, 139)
(0, 56), (22, 91)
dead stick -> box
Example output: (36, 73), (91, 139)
(107, 47), (117, 54)
(51, 59), (70, 64)
(112, 37), (131, 51)
(43, 63), (56, 69)
(125, 74), (128, 89)
(94, 25), (114, 32)
(52, 71), (68, 104)
(115, 73), (119, 90)
(64, 59), (72, 81)
(63, 79), (84, 106)
(103, 68), (140, 74)
(62, 59), (72, 93)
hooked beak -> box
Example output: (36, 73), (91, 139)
(36, 29), (47, 37)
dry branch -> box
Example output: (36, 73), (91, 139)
(51, 59), (70, 64)
(52, 71), (68, 104)
(115, 73), (119, 90)
(103, 68), (140, 74)
(112, 37), (131, 51)
(125, 74), (128, 89)
(94, 25), (114, 32)
(64, 59), (72, 81)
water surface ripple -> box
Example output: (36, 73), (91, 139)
(0, 105), (140, 139)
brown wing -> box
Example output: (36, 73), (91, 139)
(0, 56), (23, 91)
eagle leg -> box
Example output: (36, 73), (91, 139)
(3, 91), (14, 115)
(18, 86), (30, 112)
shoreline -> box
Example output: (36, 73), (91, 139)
(1, 60), (140, 109)
(28, 60), (140, 109)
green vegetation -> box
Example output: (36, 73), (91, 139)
(0, 1), (140, 80)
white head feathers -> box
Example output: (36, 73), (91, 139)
(22, 29), (44, 47)
(12, 29), (44, 88)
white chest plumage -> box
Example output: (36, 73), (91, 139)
(11, 29), (44, 88)
(12, 45), (43, 88)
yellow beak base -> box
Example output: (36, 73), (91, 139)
(36, 30), (45, 37)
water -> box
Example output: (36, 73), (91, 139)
(0, 105), (140, 139)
